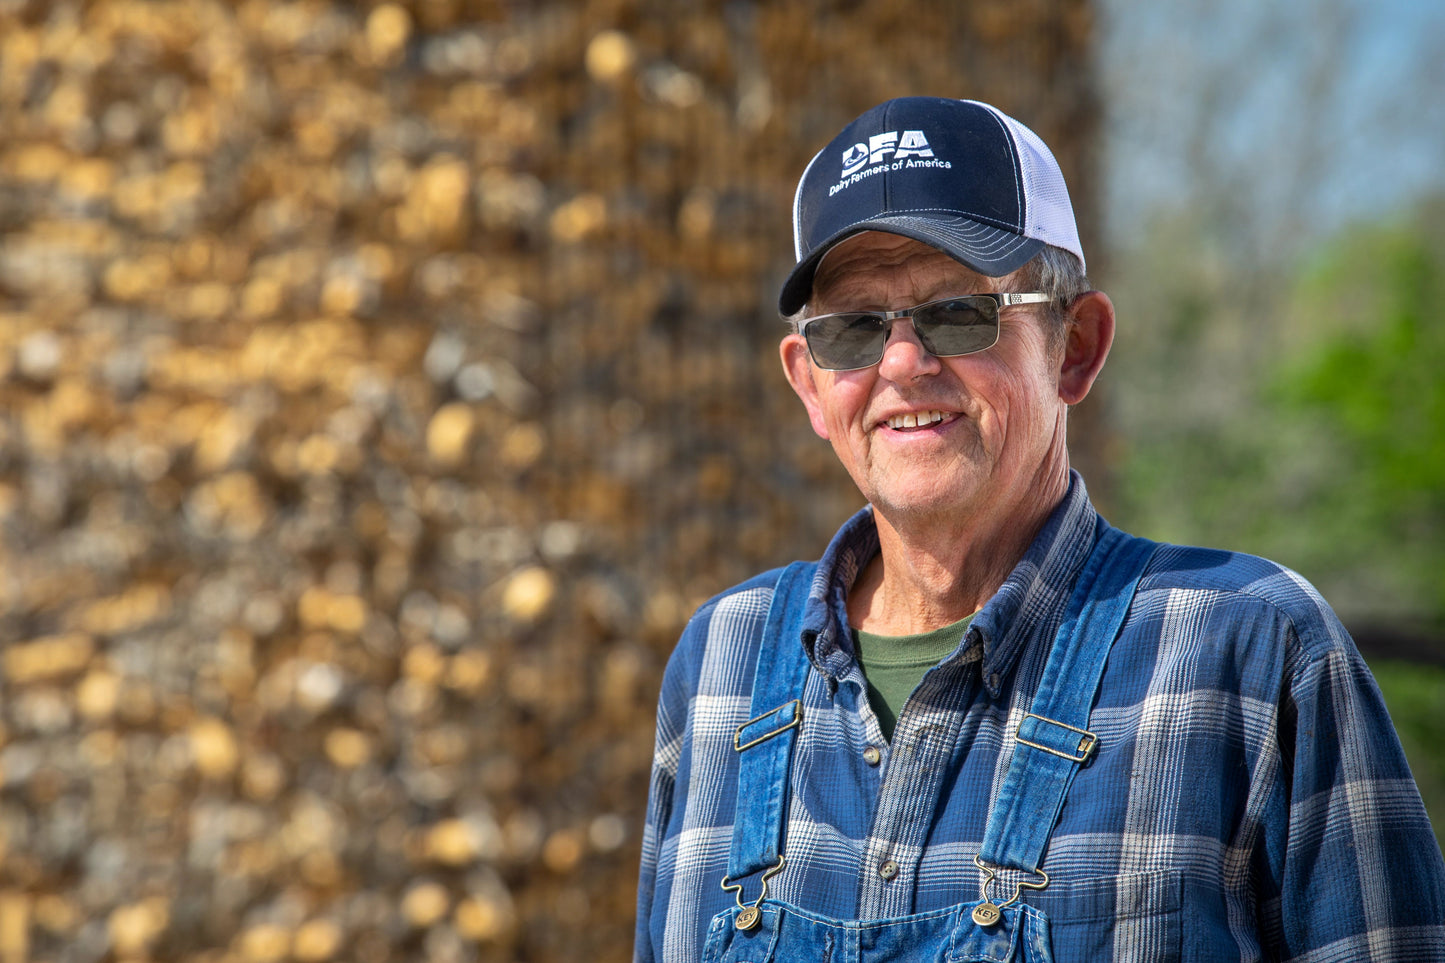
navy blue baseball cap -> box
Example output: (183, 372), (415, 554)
(779, 97), (1085, 316)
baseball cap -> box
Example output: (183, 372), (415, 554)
(779, 97), (1084, 316)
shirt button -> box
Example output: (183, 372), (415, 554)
(862, 746), (882, 766)
(879, 859), (899, 880)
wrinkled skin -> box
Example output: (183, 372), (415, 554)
(780, 232), (1115, 634)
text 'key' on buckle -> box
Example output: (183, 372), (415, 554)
(971, 902), (1001, 926)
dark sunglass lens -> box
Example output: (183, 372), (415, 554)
(806, 314), (886, 369)
(914, 298), (998, 356)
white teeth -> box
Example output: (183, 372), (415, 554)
(887, 410), (946, 430)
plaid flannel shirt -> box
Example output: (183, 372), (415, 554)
(635, 474), (1445, 962)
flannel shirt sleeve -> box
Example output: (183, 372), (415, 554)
(1258, 614), (1445, 961)
(632, 702), (674, 963)
(633, 604), (709, 963)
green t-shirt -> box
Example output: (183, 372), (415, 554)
(852, 614), (974, 742)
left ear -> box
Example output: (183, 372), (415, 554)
(1057, 290), (1115, 405)
(781, 333), (832, 440)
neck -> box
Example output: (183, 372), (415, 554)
(847, 465), (1071, 636)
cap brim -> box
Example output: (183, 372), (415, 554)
(778, 215), (1043, 316)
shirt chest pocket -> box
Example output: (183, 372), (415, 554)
(1027, 870), (1182, 963)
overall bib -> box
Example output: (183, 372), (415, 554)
(704, 524), (1157, 963)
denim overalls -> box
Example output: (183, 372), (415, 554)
(704, 526), (1157, 963)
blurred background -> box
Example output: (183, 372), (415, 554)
(0, 0), (1439, 961)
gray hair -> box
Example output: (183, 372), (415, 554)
(1013, 244), (1089, 352)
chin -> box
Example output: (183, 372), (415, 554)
(868, 482), (981, 521)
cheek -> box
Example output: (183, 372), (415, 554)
(967, 366), (1050, 445)
(998, 370), (1042, 414)
(816, 376), (872, 433)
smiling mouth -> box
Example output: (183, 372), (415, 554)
(885, 410), (953, 431)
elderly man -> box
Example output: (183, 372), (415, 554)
(634, 97), (1445, 963)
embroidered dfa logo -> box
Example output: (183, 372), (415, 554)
(841, 143), (871, 173)
(841, 130), (935, 176)
(828, 130), (950, 198)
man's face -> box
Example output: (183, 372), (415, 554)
(781, 232), (1072, 524)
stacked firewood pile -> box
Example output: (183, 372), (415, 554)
(0, 1), (1095, 960)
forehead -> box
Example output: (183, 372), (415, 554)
(810, 232), (999, 310)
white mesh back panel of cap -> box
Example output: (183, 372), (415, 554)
(972, 101), (1085, 272)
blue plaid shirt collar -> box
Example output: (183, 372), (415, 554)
(801, 471), (1099, 699)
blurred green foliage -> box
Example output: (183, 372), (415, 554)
(1113, 198), (1445, 627)
(1269, 213), (1445, 617)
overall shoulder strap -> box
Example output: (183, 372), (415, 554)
(725, 560), (817, 881)
(979, 523), (1159, 875)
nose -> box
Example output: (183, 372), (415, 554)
(876, 319), (942, 382)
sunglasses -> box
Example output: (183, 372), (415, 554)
(798, 292), (1053, 370)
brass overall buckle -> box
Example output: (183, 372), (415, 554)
(720, 856), (785, 931)
(733, 700), (803, 752)
(1015, 712), (1099, 763)
(971, 854), (1049, 927)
